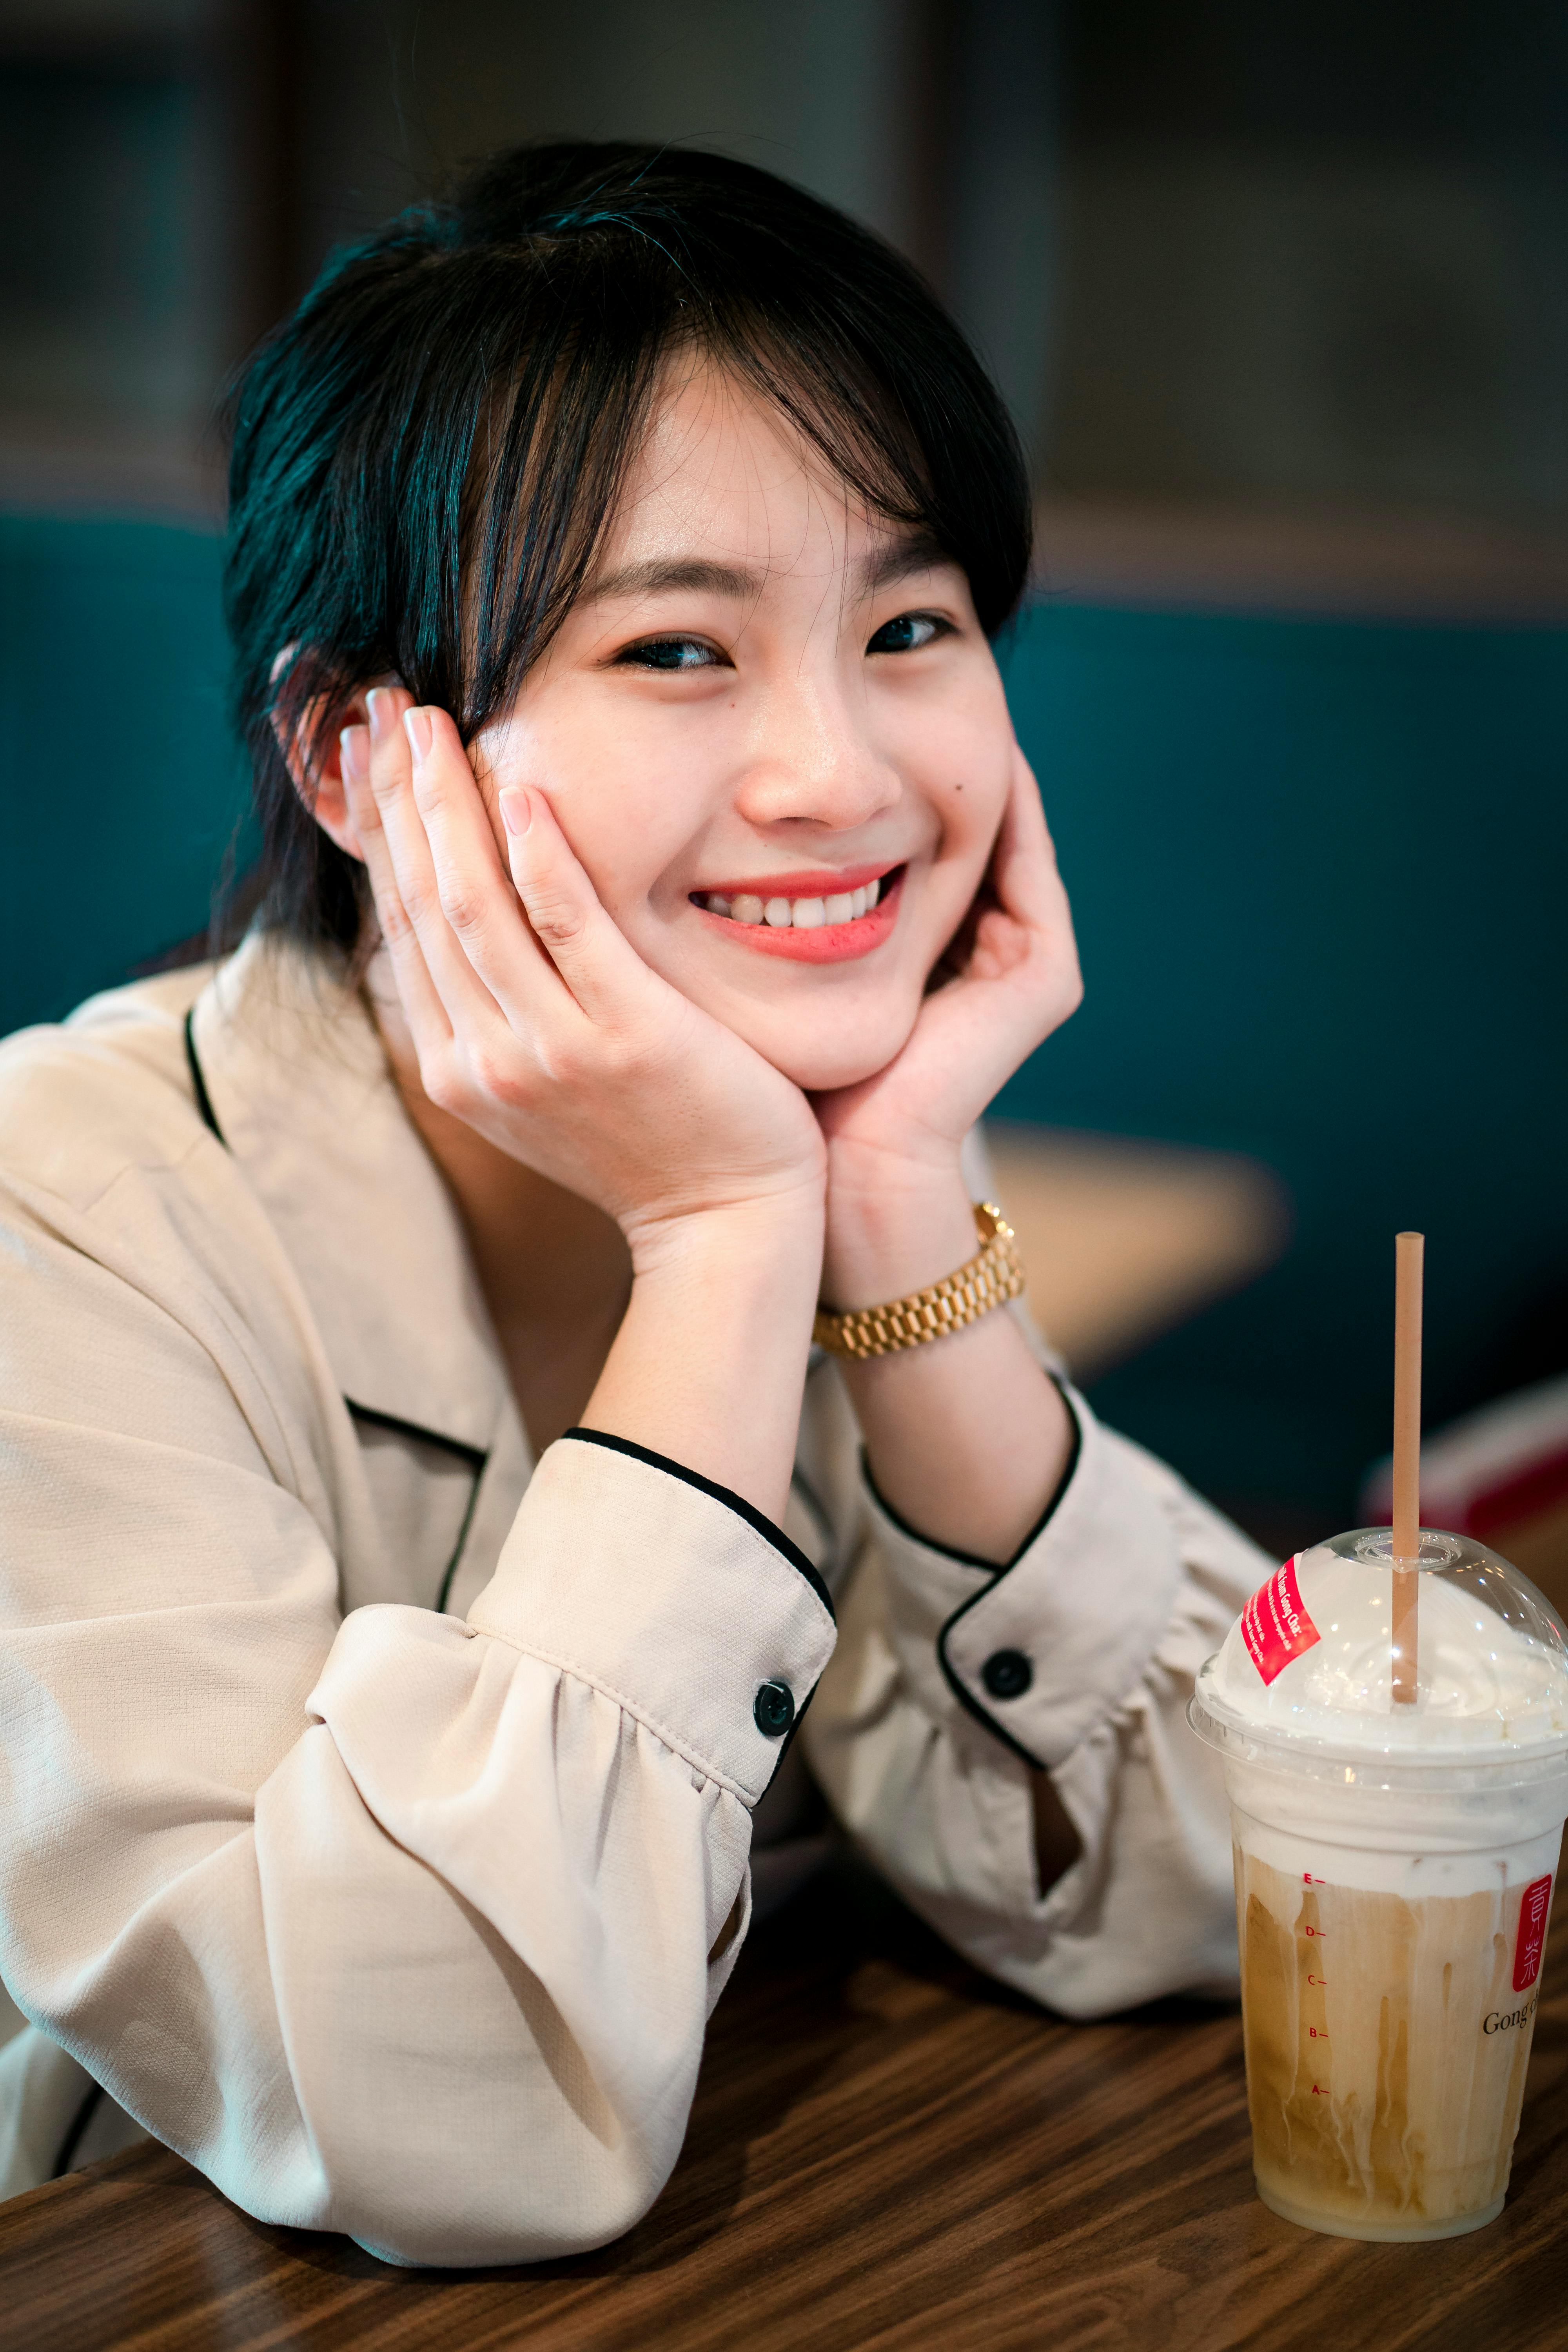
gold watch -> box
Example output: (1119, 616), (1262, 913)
(813, 1202), (1025, 1361)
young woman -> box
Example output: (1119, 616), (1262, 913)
(0, 144), (1263, 2261)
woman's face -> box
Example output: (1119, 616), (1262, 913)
(474, 361), (1016, 1092)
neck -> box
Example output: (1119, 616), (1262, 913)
(365, 959), (632, 1450)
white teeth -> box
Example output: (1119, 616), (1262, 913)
(704, 876), (891, 927)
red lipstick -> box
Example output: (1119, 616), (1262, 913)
(691, 859), (897, 901)
(692, 867), (905, 963)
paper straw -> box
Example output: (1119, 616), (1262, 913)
(1391, 1231), (1424, 1705)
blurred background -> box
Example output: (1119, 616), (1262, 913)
(3, 0), (1566, 1562)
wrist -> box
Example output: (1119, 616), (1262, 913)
(626, 1182), (826, 1288)
(588, 1183), (824, 1522)
(821, 1156), (978, 1311)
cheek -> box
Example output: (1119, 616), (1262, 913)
(914, 734), (1013, 892)
(886, 674), (1013, 855)
(940, 756), (1010, 857)
(477, 706), (695, 926)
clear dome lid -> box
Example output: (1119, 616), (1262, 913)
(1193, 1527), (1568, 1768)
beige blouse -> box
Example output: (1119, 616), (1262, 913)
(0, 934), (1264, 2263)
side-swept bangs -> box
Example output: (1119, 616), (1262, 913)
(224, 142), (1033, 955)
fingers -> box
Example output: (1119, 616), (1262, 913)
(359, 691), (524, 1044)
(991, 747), (1073, 934)
(492, 777), (662, 1027)
(936, 746), (1079, 1030)
(995, 750), (1082, 1018)
(373, 695), (666, 1042)
(394, 703), (567, 1031)
(339, 706), (455, 1059)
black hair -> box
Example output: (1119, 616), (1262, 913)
(223, 141), (1033, 955)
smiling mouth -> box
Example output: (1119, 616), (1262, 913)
(690, 866), (902, 931)
(688, 865), (906, 964)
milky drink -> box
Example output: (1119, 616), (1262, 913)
(1233, 1799), (1557, 2238)
(1191, 1529), (1568, 2242)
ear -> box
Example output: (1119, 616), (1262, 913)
(269, 651), (382, 861)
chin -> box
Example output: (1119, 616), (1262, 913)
(748, 1008), (918, 1094)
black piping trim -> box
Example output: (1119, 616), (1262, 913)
(920, 1382), (1085, 1773)
(866, 1461), (1006, 1574)
(436, 1457), (486, 1615)
(345, 1398), (488, 1475)
(561, 1427), (834, 1621)
(184, 1007), (226, 1146)
(938, 1635), (1049, 1770)
(51, 2080), (104, 2178)
(345, 1399), (488, 1615)
(188, 1001), (492, 1619)
(764, 1668), (820, 1788)
(864, 1413), (1079, 1577)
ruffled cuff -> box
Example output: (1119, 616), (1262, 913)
(466, 1430), (837, 1805)
(862, 1386), (1184, 1769)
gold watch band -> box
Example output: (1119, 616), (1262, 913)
(812, 1202), (1026, 1361)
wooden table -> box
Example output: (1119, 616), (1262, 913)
(4, 1858), (1566, 2352)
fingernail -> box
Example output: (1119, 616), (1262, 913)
(403, 707), (433, 763)
(339, 724), (368, 784)
(499, 786), (531, 836)
(366, 688), (392, 744)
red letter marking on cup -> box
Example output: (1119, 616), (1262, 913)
(1514, 1875), (1553, 1992)
(1241, 1557), (1321, 1687)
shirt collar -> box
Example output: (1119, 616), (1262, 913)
(190, 932), (506, 1453)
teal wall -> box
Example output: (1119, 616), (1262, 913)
(4, 514), (1564, 1524)
(996, 605), (1568, 1522)
(0, 515), (245, 1036)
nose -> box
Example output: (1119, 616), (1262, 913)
(731, 674), (900, 835)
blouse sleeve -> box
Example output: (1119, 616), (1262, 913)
(0, 1172), (833, 2265)
(800, 1377), (1266, 2018)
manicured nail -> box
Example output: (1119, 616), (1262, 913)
(339, 724), (368, 784)
(366, 688), (393, 744)
(499, 786), (532, 836)
(402, 707), (433, 763)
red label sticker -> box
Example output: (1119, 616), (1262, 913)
(1514, 1875), (1553, 1992)
(1241, 1556), (1321, 1687)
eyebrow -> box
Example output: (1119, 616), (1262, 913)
(589, 530), (955, 606)
(590, 557), (761, 601)
(860, 529), (953, 594)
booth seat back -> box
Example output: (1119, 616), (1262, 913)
(0, 513), (244, 1038)
(997, 602), (1568, 1521)
(4, 513), (1565, 1523)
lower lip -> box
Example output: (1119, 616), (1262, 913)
(694, 871), (904, 962)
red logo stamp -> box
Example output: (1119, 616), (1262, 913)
(1514, 1875), (1553, 1992)
(1241, 1556), (1321, 1687)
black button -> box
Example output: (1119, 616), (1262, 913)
(982, 1648), (1033, 1700)
(754, 1680), (795, 1737)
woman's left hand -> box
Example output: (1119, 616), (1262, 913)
(814, 746), (1082, 1301)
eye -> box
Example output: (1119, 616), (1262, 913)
(867, 611), (951, 656)
(610, 634), (728, 672)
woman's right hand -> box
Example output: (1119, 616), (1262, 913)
(339, 688), (826, 1273)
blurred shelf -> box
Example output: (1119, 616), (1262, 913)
(0, 423), (224, 523)
(985, 1119), (1291, 1385)
(0, 1), (218, 58)
(1033, 498), (1568, 624)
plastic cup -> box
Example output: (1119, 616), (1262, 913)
(1191, 1527), (1568, 2242)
